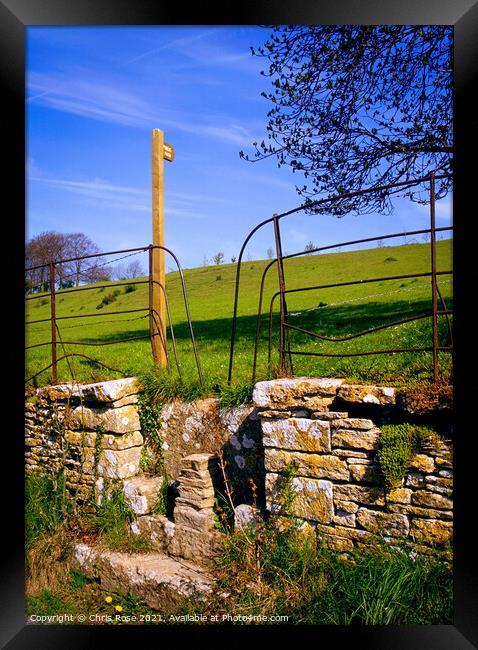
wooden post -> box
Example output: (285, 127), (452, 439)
(151, 129), (174, 368)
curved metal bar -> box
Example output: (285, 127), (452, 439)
(26, 307), (149, 326)
(150, 309), (171, 370)
(227, 217), (276, 384)
(150, 279), (182, 378)
(26, 245), (149, 273)
(269, 270), (452, 302)
(287, 346), (452, 358)
(436, 283), (453, 347)
(276, 226), (452, 265)
(268, 292), (278, 374)
(285, 311), (453, 343)
(150, 245), (203, 385)
(270, 172), (452, 222)
(25, 353), (130, 385)
(252, 258), (278, 382)
(25, 334), (151, 350)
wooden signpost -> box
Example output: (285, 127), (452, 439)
(151, 128), (175, 368)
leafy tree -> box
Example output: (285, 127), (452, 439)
(240, 25), (452, 215)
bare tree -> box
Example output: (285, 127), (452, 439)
(25, 231), (69, 292)
(114, 259), (144, 279)
(304, 241), (315, 254)
(212, 252), (225, 265)
(25, 231), (103, 292)
(64, 233), (101, 286)
(267, 246), (274, 260)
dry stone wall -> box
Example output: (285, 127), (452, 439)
(25, 378), (143, 500)
(25, 374), (453, 558)
(254, 377), (453, 551)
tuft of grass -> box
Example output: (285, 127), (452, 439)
(89, 481), (150, 553)
(25, 471), (72, 549)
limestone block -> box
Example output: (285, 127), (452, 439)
(180, 453), (217, 473)
(332, 449), (371, 459)
(266, 472), (334, 523)
(311, 411), (348, 420)
(262, 417), (331, 453)
(386, 487), (412, 504)
(169, 524), (223, 568)
(333, 484), (386, 507)
(174, 505), (215, 532)
(175, 495), (216, 511)
(259, 409), (293, 419)
(133, 514), (175, 552)
(66, 404), (140, 434)
(82, 446), (141, 479)
(332, 428), (380, 451)
(334, 500), (359, 514)
(409, 454), (435, 473)
(264, 448), (349, 481)
(411, 490), (452, 510)
(356, 507), (409, 537)
(333, 511), (356, 527)
(337, 384), (396, 405)
(41, 377), (139, 404)
(65, 430), (143, 450)
(253, 377), (344, 409)
(387, 504), (453, 520)
(411, 519), (453, 545)
(331, 418), (375, 430)
(123, 476), (164, 515)
(405, 472), (426, 488)
(315, 522), (373, 542)
(320, 534), (354, 551)
(424, 476), (453, 496)
(349, 463), (380, 484)
(72, 542), (215, 608)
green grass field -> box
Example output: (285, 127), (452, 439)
(25, 239), (453, 390)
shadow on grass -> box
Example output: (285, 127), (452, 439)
(76, 297), (453, 349)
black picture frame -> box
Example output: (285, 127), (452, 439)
(2, 0), (477, 647)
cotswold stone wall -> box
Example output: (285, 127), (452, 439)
(25, 378), (143, 500)
(24, 377), (259, 567)
(254, 377), (453, 550)
(25, 375), (453, 556)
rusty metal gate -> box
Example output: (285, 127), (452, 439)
(25, 244), (202, 386)
(228, 172), (453, 385)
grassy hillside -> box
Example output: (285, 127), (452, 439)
(25, 239), (453, 389)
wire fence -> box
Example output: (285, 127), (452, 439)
(228, 171), (453, 385)
(25, 244), (203, 386)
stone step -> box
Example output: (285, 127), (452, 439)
(123, 475), (164, 515)
(95, 474), (165, 515)
(73, 543), (215, 610)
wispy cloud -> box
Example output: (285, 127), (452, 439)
(29, 175), (151, 212)
(28, 173), (232, 219)
(27, 70), (257, 147)
(27, 72), (156, 128)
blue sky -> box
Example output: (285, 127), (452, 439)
(26, 25), (452, 270)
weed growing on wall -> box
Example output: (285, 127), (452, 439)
(377, 423), (441, 492)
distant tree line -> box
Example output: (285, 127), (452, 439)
(25, 231), (144, 293)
